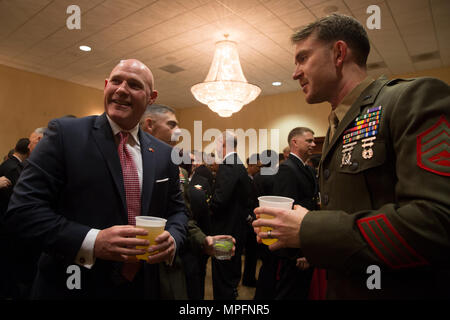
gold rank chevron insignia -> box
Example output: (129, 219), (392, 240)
(416, 115), (450, 176)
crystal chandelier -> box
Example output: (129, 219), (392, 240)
(191, 37), (261, 117)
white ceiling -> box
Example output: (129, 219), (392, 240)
(0, 0), (449, 109)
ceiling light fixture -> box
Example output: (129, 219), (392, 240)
(79, 45), (91, 52)
(191, 35), (261, 117)
(272, 81), (282, 86)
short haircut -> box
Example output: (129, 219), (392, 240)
(287, 127), (314, 144)
(142, 104), (175, 120)
(15, 138), (30, 155)
(34, 127), (46, 135)
(291, 13), (370, 67)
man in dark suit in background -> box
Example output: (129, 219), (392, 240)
(210, 131), (253, 300)
(2, 129), (47, 299)
(0, 138), (29, 298)
(274, 127), (318, 211)
(2, 59), (188, 299)
(0, 138), (29, 214)
(272, 127), (319, 300)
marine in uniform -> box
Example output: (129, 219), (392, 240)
(253, 13), (450, 299)
(302, 75), (450, 299)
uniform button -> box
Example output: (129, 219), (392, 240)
(322, 194), (329, 205)
(350, 161), (359, 171)
(323, 169), (330, 180)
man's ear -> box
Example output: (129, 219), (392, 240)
(104, 79), (108, 88)
(145, 118), (154, 133)
(148, 90), (158, 105)
(291, 138), (298, 148)
(333, 40), (347, 68)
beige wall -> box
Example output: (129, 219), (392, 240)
(177, 66), (450, 161)
(1, 63), (449, 160)
(177, 90), (330, 161)
(0, 64), (104, 158)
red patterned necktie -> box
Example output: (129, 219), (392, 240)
(117, 131), (141, 282)
(117, 131), (141, 225)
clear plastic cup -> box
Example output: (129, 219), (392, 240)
(135, 216), (167, 261)
(213, 236), (233, 260)
(258, 196), (294, 245)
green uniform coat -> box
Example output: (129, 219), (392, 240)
(301, 76), (450, 299)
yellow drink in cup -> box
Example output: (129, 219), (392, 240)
(260, 214), (278, 245)
(135, 216), (167, 261)
(258, 196), (294, 245)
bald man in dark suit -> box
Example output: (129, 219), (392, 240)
(2, 59), (188, 299)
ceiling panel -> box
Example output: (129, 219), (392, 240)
(388, 0), (437, 56)
(431, 0), (450, 65)
(0, 0), (52, 40)
(351, 2), (414, 74)
(0, 0), (104, 61)
(0, 0), (448, 110)
(263, 0), (306, 17)
(176, 0), (210, 10)
(191, 1), (233, 23)
(309, 0), (352, 18)
(278, 8), (317, 30)
(301, 0), (330, 7)
(216, 0), (261, 14)
(344, 0), (384, 10)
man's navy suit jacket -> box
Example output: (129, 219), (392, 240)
(2, 113), (188, 298)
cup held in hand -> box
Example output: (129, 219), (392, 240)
(257, 196), (294, 245)
(213, 237), (233, 260)
(135, 216), (167, 260)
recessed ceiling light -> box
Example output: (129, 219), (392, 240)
(272, 81), (282, 86)
(79, 45), (91, 52)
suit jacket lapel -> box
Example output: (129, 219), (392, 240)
(92, 113), (127, 214)
(289, 154), (315, 187)
(322, 77), (389, 161)
(139, 129), (156, 216)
